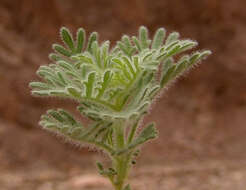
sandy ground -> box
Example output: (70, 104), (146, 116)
(1, 159), (246, 190)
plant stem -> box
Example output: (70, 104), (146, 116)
(111, 121), (132, 190)
(113, 156), (129, 190)
(114, 121), (125, 150)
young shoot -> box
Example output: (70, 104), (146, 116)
(30, 26), (211, 190)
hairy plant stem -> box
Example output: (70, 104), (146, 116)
(113, 155), (130, 190)
(110, 121), (132, 190)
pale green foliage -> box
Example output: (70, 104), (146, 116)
(30, 26), (211, 190)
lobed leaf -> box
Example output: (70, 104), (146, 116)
(115, 123), (158, 155)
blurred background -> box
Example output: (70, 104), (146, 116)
(0, 0), (246, 189)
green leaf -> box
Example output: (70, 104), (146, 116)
(139, 26), (150, 49)
(200, 50), (212, 59)
(116, 123), (158, 155)
(48, 89), (66, 96)
(80, 122), (101, 139)
(58, 60), (74, 71)
(162, 58), (173, 74)
(152, 28), (166, 49)
(49, 53), (61, 61)
(76, 28), (85, 53)
(91, 41), (101, 68)
(149, 85), (160, 98)
(174, 57), (189, 76)
(31, 90), (50, 96)
(60, 27), (75, 51)
(132, 36), (141, 51)
(122, 56), (135, 76)
(143, 71), (154, 84)
(57, 71), (67, 85)
(96, 70), (112, 99)
(47, 109), (65, 122)
(160, 64), (176, 88)
(29, 82), (51, 90)
(165, 44), (181, 57)
(103, 70), (111, 83)
(53, 44), (72, 57)
(112, 58), (132, 81)
(101, 41), (110, 68)
(189, 50), (212, 66)
(117, 35), (136, 57)
(165, 32), (180, 45)
(136, 122), (158, 142)
(85, 72), (96, 98)
(67, 86), (81, 98)
(179, 40), (197, 52)
(37, 68), (65, 87)
(122, 35), (132, 49)
(133, 56), (140, 72)
(37, 65), (54, 74)
(40, 109), (84, 137)
(87, 32), (98, 53)
(74, 54), (94, 65)
(78, 107), (102, 121)
(58, 109), (77, 125)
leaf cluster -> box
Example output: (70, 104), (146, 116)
(30, 26), (211, 190)
(30, 26), (210, 157)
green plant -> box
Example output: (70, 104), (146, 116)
(29, 26), (211, 190)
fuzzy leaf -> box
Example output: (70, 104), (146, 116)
(116, 123), (158, 155)
(67, 86), (82, 98)
(160, 64), (176, 88)
(49, 53), (62, 61)
(60, 27), (75, 51)
(58, 109), (77, 125)
(117, 35), (136, 57)
(134, 123), (158, 144)
(85, 72), (96, 98)
(53, 44), (72, 57)
(87, 32), (98, 53)
(132, 36), (141, 51)
(76, 28), (85, 53)
(139, 26), (150, 49)
(165, 32), (180, 45)
(29, 82), (51, 90)
(152, 28), (166, 49)
(189, 50), (212, 66)
(96, 70), (112, 99)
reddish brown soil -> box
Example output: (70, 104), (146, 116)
(0, 0), (246, 189)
